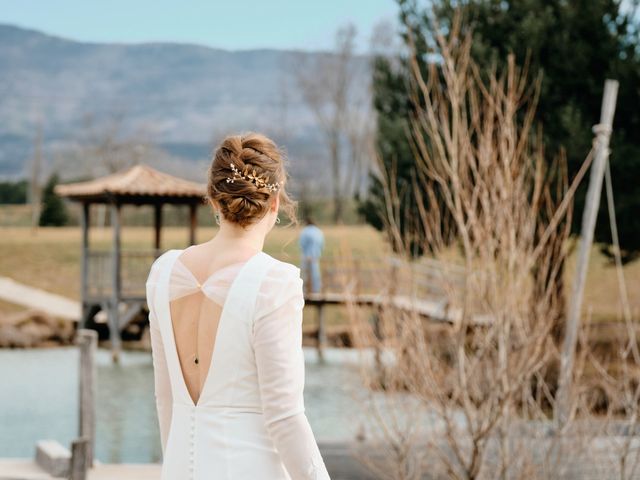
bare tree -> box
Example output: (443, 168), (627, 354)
(342, 99), (374, 201)
(276, 67), (291, 145)
(29, 122), (44, 232)
(56, 111), (161, 227)
(294, 24), (371, 223)
(80, 111), (155, 174)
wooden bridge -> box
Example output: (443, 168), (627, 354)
(300, 253), (491, 361)
(1, 243), (479, 361)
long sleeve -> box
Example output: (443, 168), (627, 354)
(146, 260), (173, 456)
(252, 264), (330, 480)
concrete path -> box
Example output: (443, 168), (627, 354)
(0, 459), (158, 480)
(0, 444), (377, 480)
(4, 435), (639, 480)
(0, 277), (80, 321)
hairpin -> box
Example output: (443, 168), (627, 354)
(226, 162), (283, 192)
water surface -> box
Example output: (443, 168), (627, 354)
(0, 347), (376, 463)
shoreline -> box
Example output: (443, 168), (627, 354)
(0, 307), (355, 350)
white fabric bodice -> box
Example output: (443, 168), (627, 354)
(145, 248), (330, 480)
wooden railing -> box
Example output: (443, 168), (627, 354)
(85, 249), (467, 305)
(86, 249), (161, 300)
(315, 253), (467, 301)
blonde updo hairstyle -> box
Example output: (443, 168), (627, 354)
(206, 132), (297, 228)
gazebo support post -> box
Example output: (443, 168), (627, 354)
(109, 200), (122, 363)
(80, 202), (90, 328)
(189, 203), (197, 246)
(154, 203), (162, 254)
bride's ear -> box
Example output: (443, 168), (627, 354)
(209, 198), (220, 211)
(270, 194), (280, 213)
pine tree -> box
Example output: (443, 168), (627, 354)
(39, 173), (69, 226)
(358, 55), (425, 255)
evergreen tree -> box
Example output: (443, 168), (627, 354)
(362, 0), (640, 262)
(358, 55), (425, 255)
(39, 173), (68, 226)
(0, 179), (28, 203)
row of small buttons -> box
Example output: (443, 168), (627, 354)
(189, 409), (196, 479)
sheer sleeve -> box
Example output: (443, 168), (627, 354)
(252, 262), (330, 480)
(145, 257), (173, 456)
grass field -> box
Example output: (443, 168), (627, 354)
(0, 224), (638, 325)
(0, 224), (386, 327)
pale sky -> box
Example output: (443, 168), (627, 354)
(0, 0), (399, 51)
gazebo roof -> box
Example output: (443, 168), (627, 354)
(54, 163), (207, 204)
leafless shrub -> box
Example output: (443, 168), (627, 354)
(343, 10), (609, 480)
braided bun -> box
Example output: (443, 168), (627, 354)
(206, 132), (296, 227)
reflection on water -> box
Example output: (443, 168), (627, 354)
(0, 347), (374, 463)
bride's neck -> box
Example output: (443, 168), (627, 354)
(213, 219), (266, 252)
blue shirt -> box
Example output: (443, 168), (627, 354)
(299, 225), (324, 258)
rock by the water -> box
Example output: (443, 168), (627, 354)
(0, 309), (75, 348)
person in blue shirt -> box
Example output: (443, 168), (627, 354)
(298, 216), (324, 294)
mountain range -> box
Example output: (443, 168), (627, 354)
(0, 24), (370, 191)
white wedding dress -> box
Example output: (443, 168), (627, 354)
(145, 247), (331, 480)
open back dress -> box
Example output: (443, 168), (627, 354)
(145, 247), (330, 480)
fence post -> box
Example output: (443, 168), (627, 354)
(77, 329), (97, 468)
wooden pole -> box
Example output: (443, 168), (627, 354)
(77, 329), (96, 469)
(70, 437), (89, 480)
(80, 202), (90, 328)
(317, 304), (326, 363)
(153, 203), (162, 253)
(188, 203), (197, 246)
(110, 200), (122, 363)
(372, 308), (384, 385)
(555, 79), (619, 427)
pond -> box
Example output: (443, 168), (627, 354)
(0, 346), (379, 463)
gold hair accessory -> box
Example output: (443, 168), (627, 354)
(226, 163), (283, 192)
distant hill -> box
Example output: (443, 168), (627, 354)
(0, 24), (370, 189)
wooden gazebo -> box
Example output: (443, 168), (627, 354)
(55, 164), (207, 361)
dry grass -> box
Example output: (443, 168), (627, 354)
(0, 224), (385, 330)
(0, 225), (637, 322)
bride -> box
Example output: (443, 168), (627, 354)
(145, 133), (331, 479)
